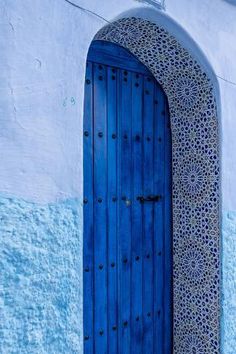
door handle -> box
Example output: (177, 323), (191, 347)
(137, 195), (162, 203)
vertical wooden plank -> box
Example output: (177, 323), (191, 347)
(163, 98), (172, 354)
(131, 72), (143, 354)
(107, 66), (118, 354)
(116, 67), (122, 354)
(93, 63), (108, 354)
(83, 61), (94, 354)
(153, 83), (166, 354)
(118, 68), (132, 354)
(142, 75), (155, 353)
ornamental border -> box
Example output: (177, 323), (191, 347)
(95, 17), (220, 353)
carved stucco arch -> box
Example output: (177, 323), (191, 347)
(95, 17), (220, 353)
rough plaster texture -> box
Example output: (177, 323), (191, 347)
(0, 196), (83, 353)
(222, 211), (236, 354)
(0, 0), (236, 352)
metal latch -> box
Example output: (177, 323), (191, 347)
(137, 195), (162, 203)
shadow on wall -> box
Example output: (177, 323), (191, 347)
(223, 0), (236, 5)
(134, 0), (165, 9)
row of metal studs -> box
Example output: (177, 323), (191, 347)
(86, 77), (159, 95)
(84, 309), (162, 341)
(84, 131), (164, 141)
(84, 250), (162, 273)
(83, 196), (162, 203)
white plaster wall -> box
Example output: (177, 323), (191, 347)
(1, 0), (236, 208)
(0, 0), (148, 204)
(0, 0), (236, 352)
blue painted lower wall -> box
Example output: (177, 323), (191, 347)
(0, 194), (235, 353)
(222, 211), (236, 354)
(0, 196), (83, 353)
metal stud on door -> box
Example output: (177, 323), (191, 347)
(83, 41), (172, 354)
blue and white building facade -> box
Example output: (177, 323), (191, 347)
(0, 0), (236, 352)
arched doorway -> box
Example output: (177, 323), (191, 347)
(83, 41), (172, 353)
(82, 15), (221, 354)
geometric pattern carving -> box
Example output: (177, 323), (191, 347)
(96, 17), (220, 353)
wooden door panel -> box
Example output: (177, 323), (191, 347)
(83, 41), (172, 354)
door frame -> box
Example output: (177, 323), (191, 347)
(88, 16), (221, 354)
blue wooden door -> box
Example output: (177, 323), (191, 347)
(83, 41), (172, 354)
